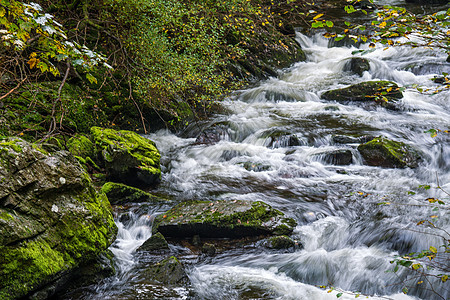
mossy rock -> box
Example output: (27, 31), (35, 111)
(265, 235), (296, 249)
(155, 200), (297, 239)
(101, 182), (169, 205)
(357, 136), (422, 168)
(322, 81), (403, 109)
(91, 127), (161, 188)
(67, 134), (95, 158)
(137, 232), (169, 252)
(0, 138), (117, 299)
(143, 256), (188, 286)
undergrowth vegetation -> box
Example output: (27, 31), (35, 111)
(1, 0), (311, 139)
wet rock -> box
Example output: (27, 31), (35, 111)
(312, 149), (353, 165)
(343, 57), (370, 76)
(264, 235), (296, 249)
(332, 135), (375, 145)
(405, 0), (448, 3)
(195, 124), (230, 145)
(322, 81), (403, 109)
(91, 126), (161, 188)
(143, 256), (188, 285)
(263, 90), (303, 102)
(220, 150), (247, 161)
(357, 136), (422, 168)
(155, 200), (297, 239)
(137, 232), (170, 252)
(202, 243), (217, 256)
(263, 131), (302, 148)
(101, 182), (169, 205)
(241, 162), (271, 172)
(50, 250), (116, 298)
(0, 138), (117, 299)
(432, 76), (449, 85)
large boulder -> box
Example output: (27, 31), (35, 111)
(0, 138), (117, 299)
(155, 200), (297, 238)
(357, 136), (422, 168)
(91, 127), (161, 188)
(321, 81), (403, 109)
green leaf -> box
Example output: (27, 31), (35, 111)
(336, 293), (343, 298)
(312, 21), (324, 28)
(402, 287), (408, 294)
(326, 21), (334, 28)
(86, 73), (98, 84)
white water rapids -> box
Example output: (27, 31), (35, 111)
(68, 12), (449, 300)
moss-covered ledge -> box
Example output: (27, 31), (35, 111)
(154, 200), (297, 239)
(91, 127), (161, 188)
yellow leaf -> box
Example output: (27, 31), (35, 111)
(313, 14), (324, 20)
(27, 57), (39, 69)
(379, 21), (387, 28)
(412, 263), (421, 270)
(417, 281), (423, 285)
(430, 215), (438, 219)
(429, 246), (437, 253)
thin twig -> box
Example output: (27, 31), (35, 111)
(0, 77), (27, 101)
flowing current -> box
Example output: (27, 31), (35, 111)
(71, 24), (449, 300)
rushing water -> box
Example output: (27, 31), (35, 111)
(69, 5), (449, 300)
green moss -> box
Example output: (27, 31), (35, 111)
(158, 200), (297, 236)
(0, 239), (67, 299)
(358, 136), (421, 168)
(0, 138), (23, 153)
(67, 134), (95, 158)
(101, 182), (159, 204)
(91, 127), (161, 186)
(0, 211), (14, 221)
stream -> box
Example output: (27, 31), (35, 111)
(65, 2), (449, 299)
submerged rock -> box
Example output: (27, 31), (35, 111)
(155, 200), (297, 239)
(91, 127), (161, 188)
(357, 136), (422, 168)
(262, 131), (302, 148)
(0, 138), (117, 299)
(101, 182), (169, 205)
(195, 123), (231, 145)
(321, 81), (403, 109)
(343, 57), (370, 76)
(143, 256), (188, 285)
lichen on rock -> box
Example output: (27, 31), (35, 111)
(155, 200), (297, 238)
(90, 126), (161, 188)
(0, 138), (117, 299)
